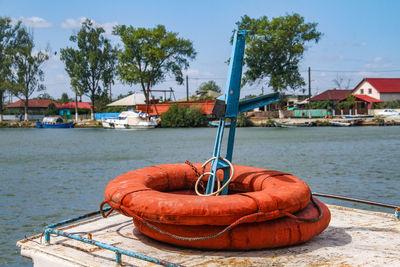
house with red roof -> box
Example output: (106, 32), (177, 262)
(351, 78), (400, 114)
(6, 99), (60, 113)
(352, 78), (400, 102)
(310, 89), (352, 104)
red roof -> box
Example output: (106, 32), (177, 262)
(310, 89), (352, 102)
(357, 78), (400, 93)
(354, 94), (383, 103)
(6, 99), (60, 108)
(59, 102), (93, 110)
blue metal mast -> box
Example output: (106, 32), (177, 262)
(205, 30), (280, 195)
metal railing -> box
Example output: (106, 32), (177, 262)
(312, 192), (399, 219)
(44, 208), (183, 267)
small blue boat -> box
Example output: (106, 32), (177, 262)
(36, 116), (75, 128)
(344, 115), (374, 119)
(208, 121), (231, 127)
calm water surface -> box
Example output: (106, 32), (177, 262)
(1, 126), (399, 266)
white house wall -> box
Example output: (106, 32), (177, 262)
(353, 81), (380, 99)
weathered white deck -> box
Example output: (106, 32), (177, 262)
(17, 205), (400, 266)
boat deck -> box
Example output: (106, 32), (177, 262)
(17, 205), (400, 266)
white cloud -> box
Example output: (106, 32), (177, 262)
(61, 17), (118, 35)
(16, 16), (52, 28)
(360, 42), (367, 47)
(61, 17), (86, 29)
(101, 21), (118, 35)
(364, 57), (392, 69)
(183, 69), (200, 76)
(183, 68), (215, 77)
(357, 71), (375, 77)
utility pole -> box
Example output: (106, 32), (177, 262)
(109, 83), (112, 101)
(186, 75), (189, 102)
(308, 67), (312, 119)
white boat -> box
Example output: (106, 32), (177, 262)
(102, 111), (158, 129)
(329, 121), (352, 127)
(274, 121), (314, 128)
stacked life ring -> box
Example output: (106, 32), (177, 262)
(101, 162), (331, 250)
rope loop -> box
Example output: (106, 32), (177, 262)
(279, 196), (323, 222)
(194, 157), (234, 196)
(100, 200), (114, 218)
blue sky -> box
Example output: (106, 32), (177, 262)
(1, 0), (400, 100)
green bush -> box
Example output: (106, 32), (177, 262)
(311, 100), (334, 109)
(236, 113), (253, 127)
(104, 106), (128, 113)
(315, 120), (330, 126)
(376, 99), (400, 109)
(44, 103), (59, 115)
(160, 104), (207, 127)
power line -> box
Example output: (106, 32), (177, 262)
(303, 69), (400, 73)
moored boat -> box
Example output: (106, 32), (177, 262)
(36, 116), (74, 128)
(208, 121), (231, 127)
(329, 120), (352, 127)
(344, 114), (374, 119)
(274, 121), (314, 127)
(102, 111), (158, 129)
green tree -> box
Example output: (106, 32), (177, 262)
(113, 24), (196, 112)
(9, 27), (49, 121)
(311, 100), (334, 109)
(337, 95), (356, 110)
(59, 92), (71, 104)
(196, 80), (221, 94)
(94, 91), (112, 112)
(160, 104), (206, 127)
(235, 14), (322, 93)
(44, 103), (58, 116)
(236, 113), (253, 127)
(60, 19), (117, 120)
(376, 99), (400, 109)
(38, 92), (54, 100)
(0, 17), (24, 121)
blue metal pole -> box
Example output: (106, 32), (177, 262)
(206, 118), (226, 194)
(206, 30), (246, 195)
(45, 227), (182, 266)
(116, 252), (122, 264)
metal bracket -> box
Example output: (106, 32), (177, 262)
(205, 31), (281, 196)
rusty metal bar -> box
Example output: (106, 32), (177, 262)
(313, 192), (399, 209)
(44, 207), (183, 266)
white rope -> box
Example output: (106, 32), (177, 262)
(194, 157), (234, 196)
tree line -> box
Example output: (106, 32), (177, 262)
(0, 14), (321, 121)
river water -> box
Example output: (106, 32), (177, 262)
(1, 126), (399, 266)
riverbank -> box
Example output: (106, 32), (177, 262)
(250, 116), (400, 126)
(0, 120), (103, 128)
(1, 116), (400, 128)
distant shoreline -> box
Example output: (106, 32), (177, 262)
(1, 117), (400, 128)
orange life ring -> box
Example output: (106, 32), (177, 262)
(103, 163), (330, 250)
